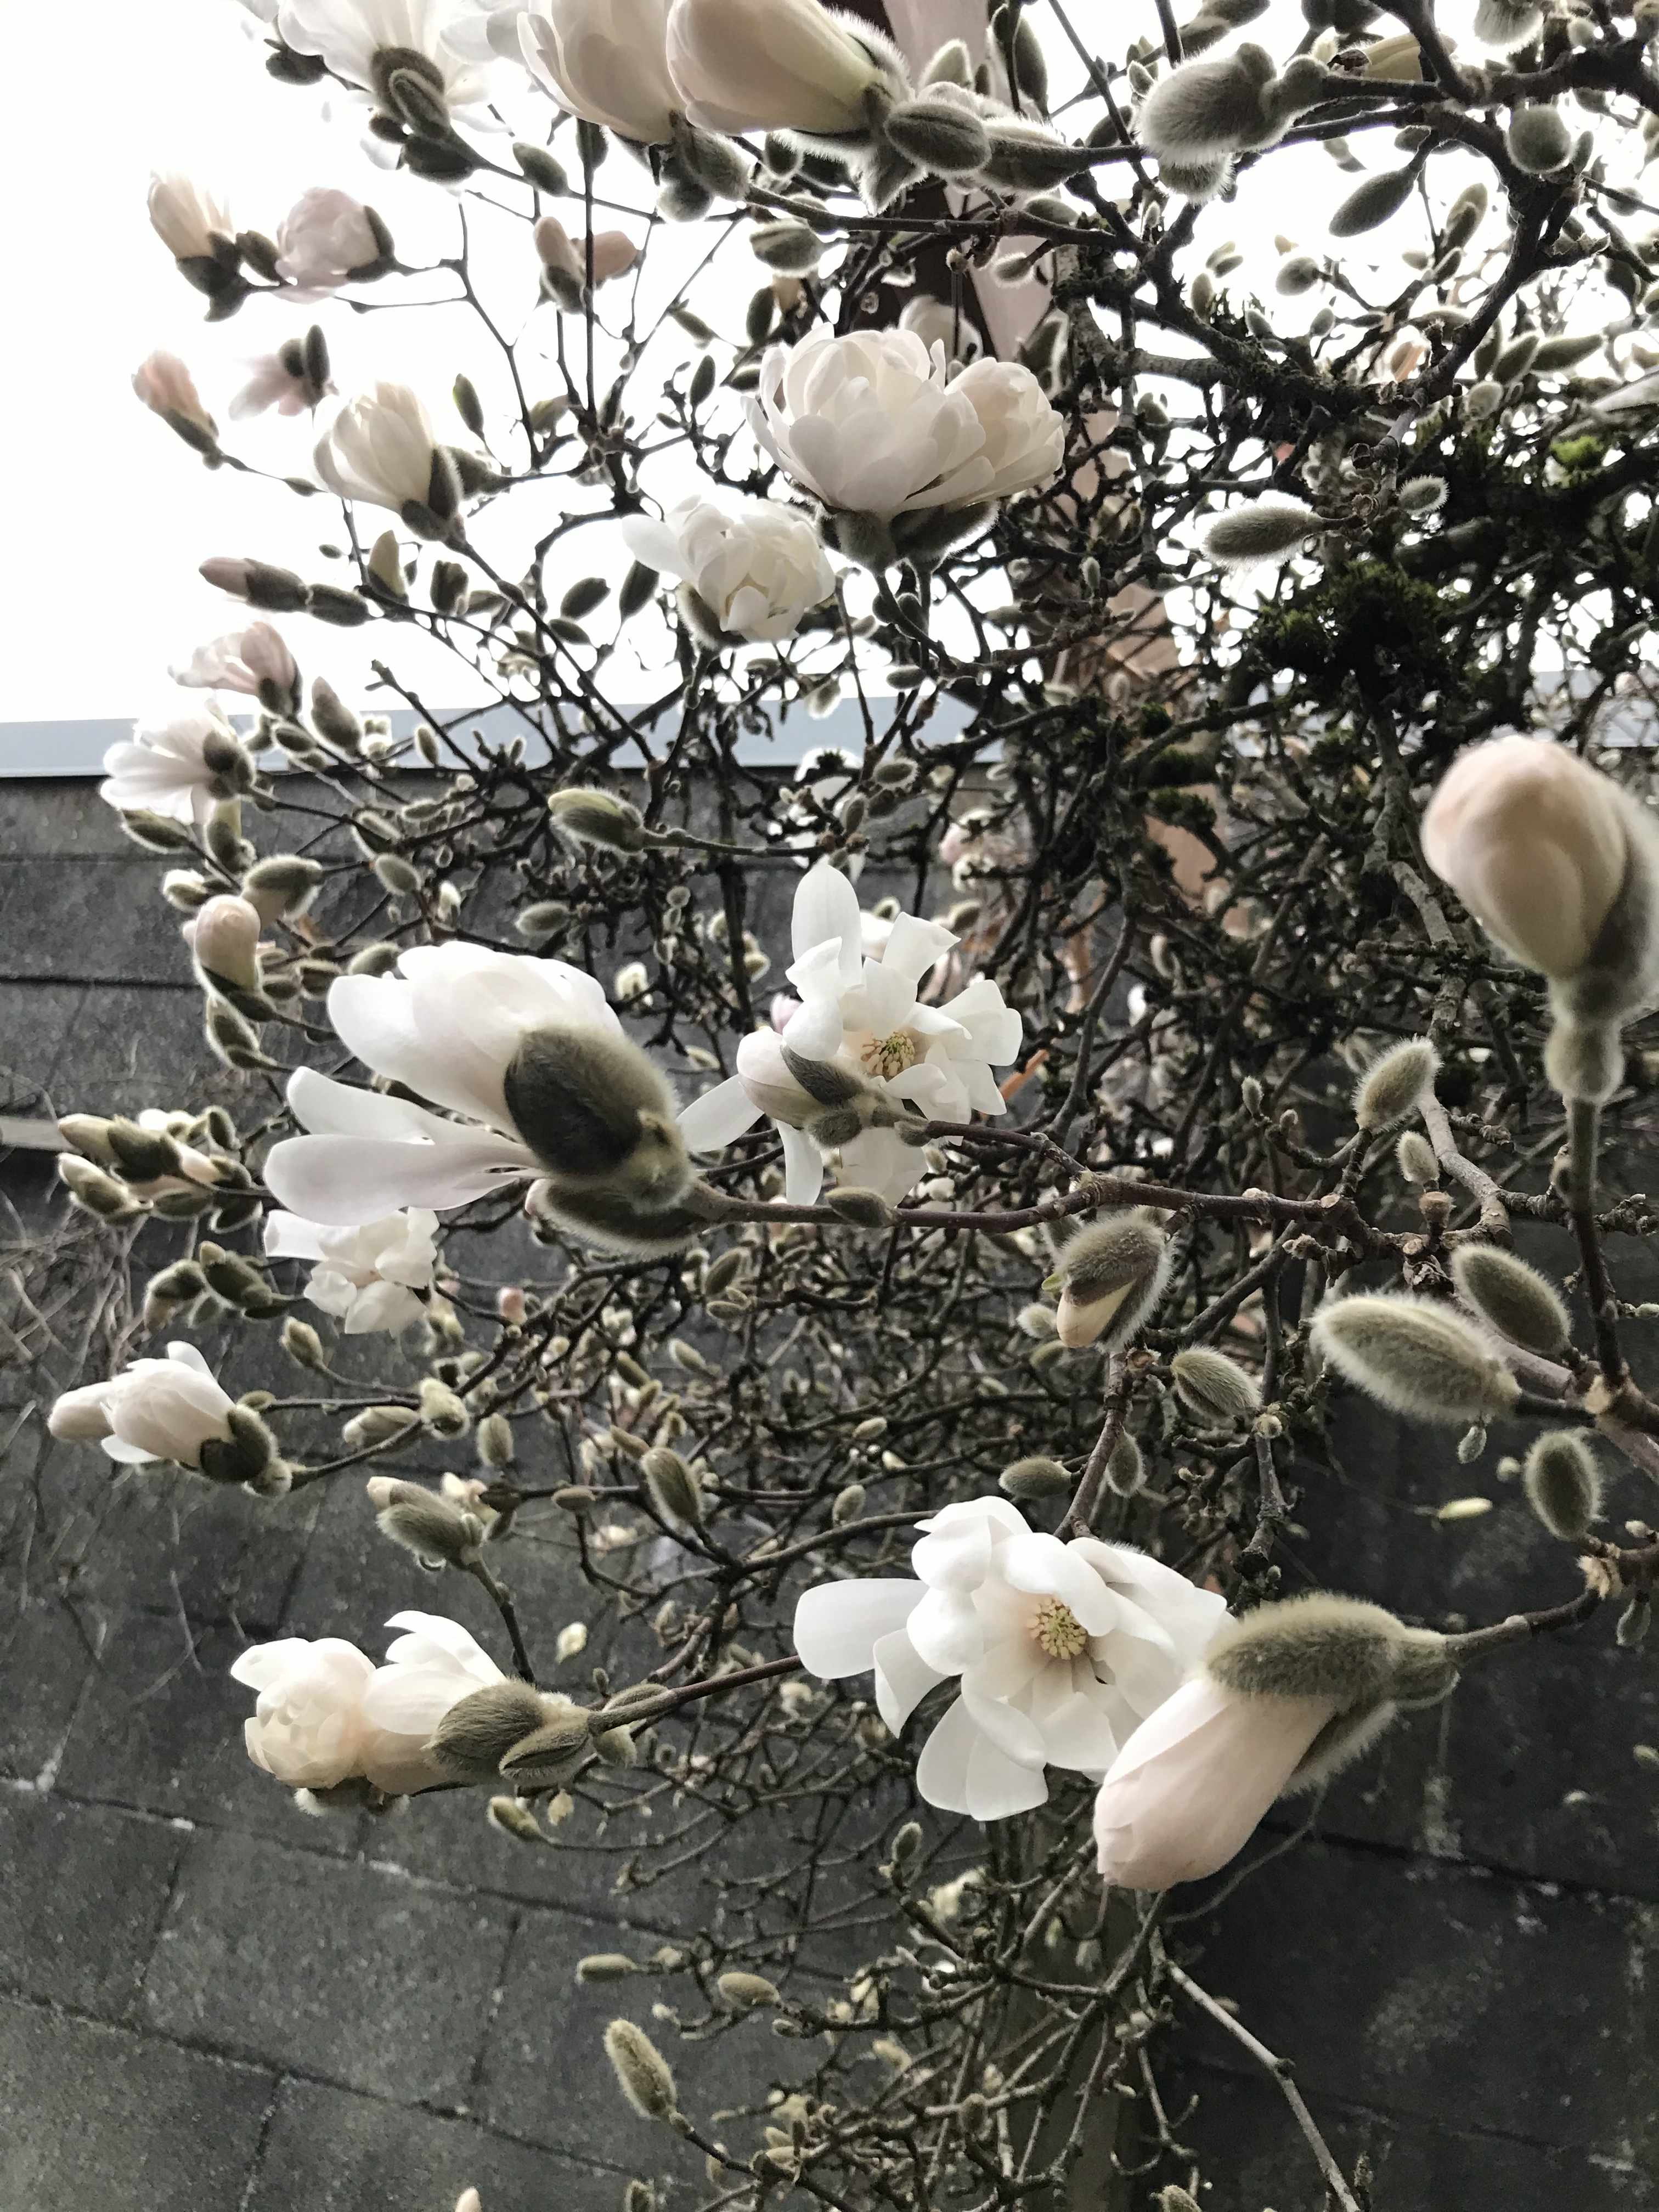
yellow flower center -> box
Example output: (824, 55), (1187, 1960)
(1030, 1596), (1088, 1661)
(862, 1030), (919, 1080)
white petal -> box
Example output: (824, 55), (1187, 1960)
(793, 1578), (922, 1679)
(780, 1122), (826, 1205)
(262, 1132), (532, 1224)
(917, 1696), (1050, 1819)
(791, 860), (864, 984)
(958, 1667), (1047, 1769)
(879, 911), (956, 989)
(1000, 1534), (1121, 1637)
(678, 1075), (763, 1152)
(905, 1586), (985, 1675)
(872, 1627), (946, 1734)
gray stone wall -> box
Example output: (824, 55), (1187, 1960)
(4, 778), (1658, 2210)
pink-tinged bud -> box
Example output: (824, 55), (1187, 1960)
(1093, 1675), (1338, 1889)
(171, 623), (299, 712)
(1421, 736), (1628, 982)
(188, 895), (263, 993)
(200, 557), (254, 596)
(133, 351), (217, 444)
(497, 1285), (527, 1325)
(534, 215), (583, 282)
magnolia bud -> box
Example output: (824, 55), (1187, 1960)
(579, 1954), (639, 1983)
(641, 1446), (703, 1527)
(418, 1377), (471, 1437)
(487, 1795), (544, 1843)
(998, 1455), (1073, 1501)
(1397, 1130), (1439, 1184)
(1207, 1595), (1455, 1776)
(1170, 1346), (1261, 1425)
(717, 1971), (781, 2008)
(1449, 1245), (1570, 1357)
(1200, 497), (1317, 569)
(604, 2019), (676, 2121)
(1353, 1037), (1437, 1130)
(1053, 1215), (1169, 1350)
(367, 1477), (482, 1567)
(191, 894), (263, 996)
(1137, 52), (1271, 162)
(1106, 1431), (1146, 1497)
(1506, 104), (1572, 174)
(242, 855), (323, 923)
(498, 1702), (594, 1779)
(505, 1028), (690, 1209)
(825, 1187), (895, 1228)
(547, 788), (647, 853)
(281, 1317), (326, 1368)
(1329, 165), (1416, 237)
(1311, 1294), (1520, 1426)
(427, 1680), (551, 1779)
(342, 1404), (417, 1449)
(1474, 0), (1543, 48)
(882, 98), (991, 176)
(476, 1412), (514, 1468)
(1522, 1431), (1601, 1540)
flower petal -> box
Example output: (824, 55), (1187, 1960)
(917, 1696), (1050, 1819)
(793, 1578), (922, 1679)
(791, 860), (864, 984)
(872, 1627), (947, 1735)
(678, 1075), (763, 1152)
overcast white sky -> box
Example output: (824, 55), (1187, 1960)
(0, 0), (1570, 732)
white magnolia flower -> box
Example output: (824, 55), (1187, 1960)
(1421, 735), (1630, 984)
(233, 1610), (504, 1795)
(677, 859), (1021, 1204)
(274, 187), (383, 292)
(794, 1496), (1228, 1820)
(48, 1341), (236, 1468)
(263, 941), (622, 1224)
(749, 330), (1063, 521)
(99, 704), (247, 829)
(276, 0), (496, 122)
(171, 624), (299, 707)
(314, 382), (445, 516)
(517, 0), (679, 142)
(621, 493), (834, 643)
(148, 173), (233, 261)
(232, 345), (330, 422)
(664, 0), (907, 136)
(1092, 1674), (1338, 1889)
(264, 1206), (440, 1331)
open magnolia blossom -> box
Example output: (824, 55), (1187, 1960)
(48, 1342), (236, 1468)
(234, 1610), (504, 1795)
(170, 624), (299, 708)
(515, 0), (680, 142)
(749, 330), (1064, 522)
(794, 1496), (1228, 1819)
(275, 0), (498, 126)
(1092, 1674), (1340, 1890)
(274, 187), (383, 292)
(99, 706), (246, 828)
(678, 859), (1021, 1204)
(263, 943), (623, 1224)
(314, 382), (447, 516)
(620, 493), (836, 644)
(264, 1207), (440, 1332)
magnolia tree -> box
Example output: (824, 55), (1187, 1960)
(40, 0), (1659, 2202)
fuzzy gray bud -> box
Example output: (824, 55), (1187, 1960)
(998, 1455), (1073, 1501)
(641, 1446), (703, 1528)
(1170, 1346), (1261, 1425)
(603, 2019), (676, 2121)
(882, 98), (991, 176)
(1353, 1037), (1437, 1130)
(1329, 164), (1417, 237)
(1449, 1245), (1570, 1357)
(1506, 104), (1571, 174)
(1474, 0), (1542, 47)
(1522, 1431), (1601, 1540)
(547, 788), (647, 853)
(1312, 1294), (1520, 1425)
(476, 1412), (515, 1468)
(1106, 1430), (1146, 1497)
(1138, 52), (1271, 163)
(716, 1971), (781, 2008)
(1397, 1130), (1438, 1184)
(1200, 497), (1316, 568)
(427, 1680), (552, 1779)
(498, 1702), (594, 1779)
(504, 1026), (689, 1208)
(367, 1477), (482, 1567)
(1053, 1214), (1169, 1349)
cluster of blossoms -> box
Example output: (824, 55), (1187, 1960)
(44, 0), (1659, 2200)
